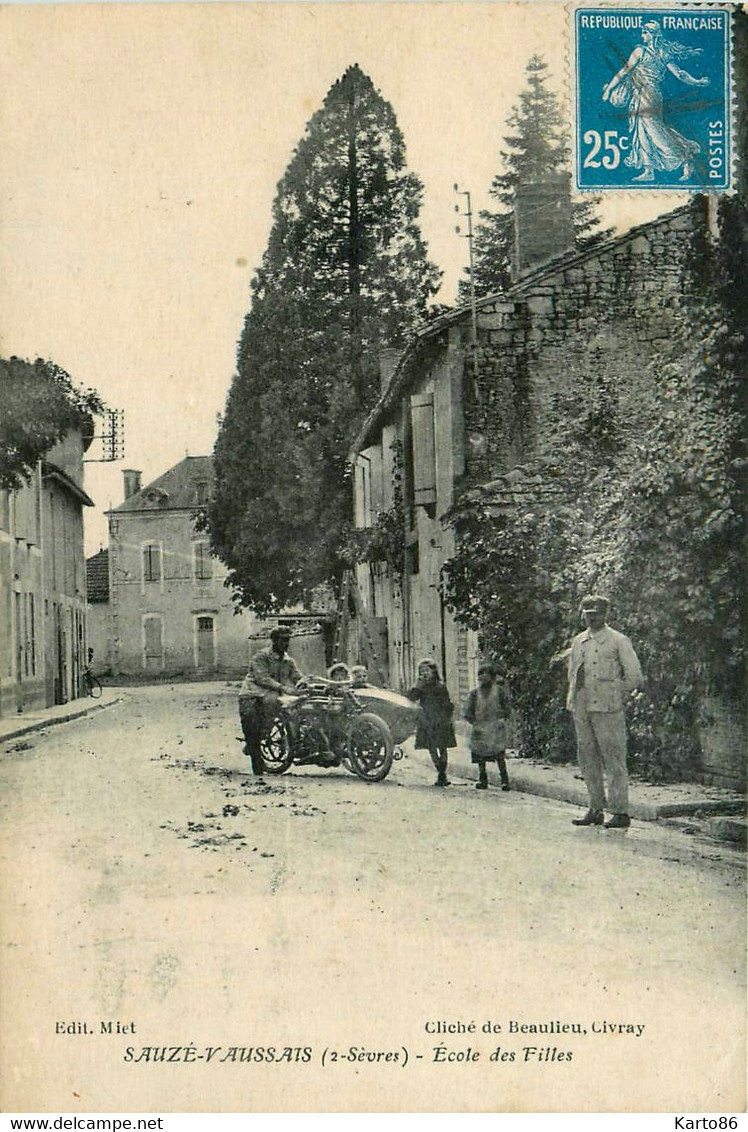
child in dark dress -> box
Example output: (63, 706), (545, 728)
(408, 658), (456, 787)
(464, 660), (511, 791)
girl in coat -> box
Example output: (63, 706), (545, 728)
(408, 658), (456, 787)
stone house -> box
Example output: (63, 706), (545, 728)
(104, 457), (262, 677)
(348, 190), (730, 767)
(0, 427), (94, 717)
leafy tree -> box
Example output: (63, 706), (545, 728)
(459, 56), (609, 299)
(0, 356), (103, 491)
(208, 64), (440, 614)
(612, 197), (746, 693)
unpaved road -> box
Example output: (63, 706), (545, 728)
(0, 683), (744, 1113)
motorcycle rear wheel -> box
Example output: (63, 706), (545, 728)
(347, 713), (394, 782)
(261, 717), (295, 775)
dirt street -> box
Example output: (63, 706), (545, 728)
(0, 683), (744, 1113)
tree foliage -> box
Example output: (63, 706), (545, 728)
(0, 356), (103, 491)
(208, 65), (440, 614)
(445, 196), (746, 780)
(459, 56), (609, 299)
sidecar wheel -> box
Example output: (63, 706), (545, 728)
(261, 717), (294, 775)
(347, 713), (394, 783)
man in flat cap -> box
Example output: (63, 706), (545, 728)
(566, 595), (643, 829)
(239, 625), (305, 776)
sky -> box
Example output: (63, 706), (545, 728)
(0, 1), (683, 555)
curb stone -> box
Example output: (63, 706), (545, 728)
(402, 737), (745, 826)
(1, 697), (122, 746)
(706, 817), (747, 846)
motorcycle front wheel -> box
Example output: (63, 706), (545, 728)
(347, 713), (394, 783)
(261, 716), (295, 775)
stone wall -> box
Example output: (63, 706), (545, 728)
(465, 200), (704, 478)
(454, 196), (744, 788)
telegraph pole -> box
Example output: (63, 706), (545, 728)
(83, 408), (125, 463)
(454, 185), (482, 408)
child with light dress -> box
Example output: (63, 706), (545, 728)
(464, 660), (512, 791)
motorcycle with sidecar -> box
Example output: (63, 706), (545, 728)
(260, 678), (419, 783)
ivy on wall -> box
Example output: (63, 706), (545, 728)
(340, 439), (406, 577)
(442, 196), (746, 782)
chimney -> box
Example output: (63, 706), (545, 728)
(513, 173), (574, 280)
(123, 469), (142, 500)
(378, 347), (400, 393)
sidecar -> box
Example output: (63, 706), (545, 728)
(260, 681), (418, 783)
(345, 685), (419, 746)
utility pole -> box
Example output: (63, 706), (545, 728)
(454, 185), (482, 408)
(83, 408), (125, 463)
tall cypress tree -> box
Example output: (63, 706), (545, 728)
(208, 65), (440, 614)
(460, 56), (608, 299)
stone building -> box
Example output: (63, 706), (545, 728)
(0, 428), (94, 717)
(348, 191), (721, 751)
(105, 457), (261, 677)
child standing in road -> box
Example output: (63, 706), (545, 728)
(408, 658), (456, 787)
(464, 661), (511, 791)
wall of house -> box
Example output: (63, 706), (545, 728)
(0, 432), (90, 718)
(108, 508), (257, 676)
(354, 204), (726, 726)
(401, 199), (742, 783)
(464, 204), (702, 477)
(42, 472), (89, 706)
(87, 602), (112, 676)
(352, 324), (481, 705)
(0, 478), (45, 716)
(0, 492), (13, 713)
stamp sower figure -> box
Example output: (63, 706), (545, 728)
(239, 626), (304, 776)
(602, 20), (709, 183)
(567, 596), (643, 830)
(408, 658), (456, 787)
(464, 660), (511, 792)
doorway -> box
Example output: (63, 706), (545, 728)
(195, 615), (216, 671)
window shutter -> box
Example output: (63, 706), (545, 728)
(410, 393), (436, 506)
(143, 543), (161, 583)
(143, 615), (163, 659)
(194, 541), (212, 581)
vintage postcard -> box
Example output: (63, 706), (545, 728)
(0, 0), (745, 1118)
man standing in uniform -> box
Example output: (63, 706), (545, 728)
(567, 595), (644, 829)
(239, 626), (304, 776)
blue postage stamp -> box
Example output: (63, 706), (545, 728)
(574, 7), (732, 190)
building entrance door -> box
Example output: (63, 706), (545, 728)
(143, 615), (164, 673)
(196, 616), (216, 671)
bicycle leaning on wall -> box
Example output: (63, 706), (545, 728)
(82, 647), (103, 699)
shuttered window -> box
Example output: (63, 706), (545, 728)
(410, 393), (436, 506)
(142, 542), (162, 583)
(193, 541), (212, 581)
